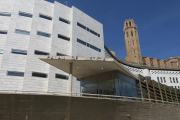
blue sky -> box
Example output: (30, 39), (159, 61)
(47, 0), (180, 60)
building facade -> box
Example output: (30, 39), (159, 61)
(0, 0), (104, 92)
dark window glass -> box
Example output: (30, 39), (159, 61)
(19, 12), (32, 18)
(57, 53), (67, 56)
(0, 13), (11, 17)
(90, 45), (99, 52)
(12, 49), (27, 55)
(157, 77), (159, 82)
(175, 86), (177, 88)
(163, 77), (166, 83)
(55, 74), (69, 80)
(77, 22), (100, 37)
(160, 77), (163, 83)
(32, 72), (47, 78)
(0, 50), (3, 54)
(0, 31), (7, 34)
(58, 34), (70, 41)
(15, 30), (30, 35)
(34, 50), (49, 55)
(77, 39), (86, 46)
(39, 14), (52, 20)
(90, 29), (98, 36)
(37, 31), (51, 38)
(7, 71), (24, 77)
(176, 78), (179, 83)
(77, 78), (81, 81)
(59, 17), (70, 24)
(170, 77), (172, 83)
(173, 77), (175, 83)
(77, 22), (86, 30)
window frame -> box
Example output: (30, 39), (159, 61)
(55, 73), (69, 80)
(15, 29), (30, 35)
(39, 14), (52, 20)
(58, 34), (70, 41)
(11, 49), (27, 55)
(7, 71), (24, 77)
(59, 17), (70, 24)
(34, 50), (49, 55)
(0, 12), (11, 17)
(19, 12), (32, 18)
(37, 31), (51, 38)
(32, 72), (48, 78)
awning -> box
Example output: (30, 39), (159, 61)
(39, 56), (138, 80)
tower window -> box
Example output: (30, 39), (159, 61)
(126, 32), (128, 37)
(126, 22), (128, 27)
(135, 31), (137, 36)
(131, 31), (133, 37)
(129, 22), (131, 26)
(134, 49), (135, 54)
(133, 40), (134, 45)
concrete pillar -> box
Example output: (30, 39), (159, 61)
(69, 63), (73, 93)
(169, 87), (173, 102)
(163, 86), (168, 102)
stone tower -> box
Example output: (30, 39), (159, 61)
(123, 19), (142, 64)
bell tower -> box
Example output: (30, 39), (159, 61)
(123, 19), (142, 64)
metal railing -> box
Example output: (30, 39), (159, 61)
(0, 90), (179, 106)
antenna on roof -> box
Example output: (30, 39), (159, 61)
(64, 1), (69, 6)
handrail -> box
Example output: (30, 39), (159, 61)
(0, 90), (179, 106)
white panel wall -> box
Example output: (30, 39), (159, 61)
(0, 0), (105, 93)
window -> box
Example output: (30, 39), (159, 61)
(176, 78), (178, 83)
(77, 22), (100, 37)
(175, 86), (177, 88)
(59, 17), (70, 24)
(129, 22), (131, 26)
(77, 22), (86, 30)
(32, 72), (47, 78)
(0, 50), (3, 54)
(58, 34), (70, 41)
(0, 12), (11, 17)
(15, 29), (30, 35)
(173, 77), (175, 83)
(55, 74), (68, 80)
(7, 71), (24, 77)
(0, 30), (7, 34)
(126, 22), (128, 27)
(19, 12), (32, 18)
(90, 29), (98, 36)
(34, 50), (49, 55)
(134, 49), (135, 54)
(163, 77), (166, 83)
(39, 14), (52, 20)
(131, 31), (133, 37)
(37, 31), (51, 38)
(126, 32), (128, 37)
(160, 77), (163, 83)
(77, 39), (86, 46)
(170, 77), (172, 83)
(157, 77), (159, 82)
(12, 49), (27, 55)
(77, 38), (101, 52)
(178, 86), (180, 89)
(57, 53), (67, 56)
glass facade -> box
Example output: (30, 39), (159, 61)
(80, 71), (140, 98)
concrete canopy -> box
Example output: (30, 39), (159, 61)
(39, 56), (138, 80)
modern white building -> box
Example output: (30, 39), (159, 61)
(0, 0), (104, 93)
(0, 0), (180, 95)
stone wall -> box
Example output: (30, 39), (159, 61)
(0, 93), (179, 120)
